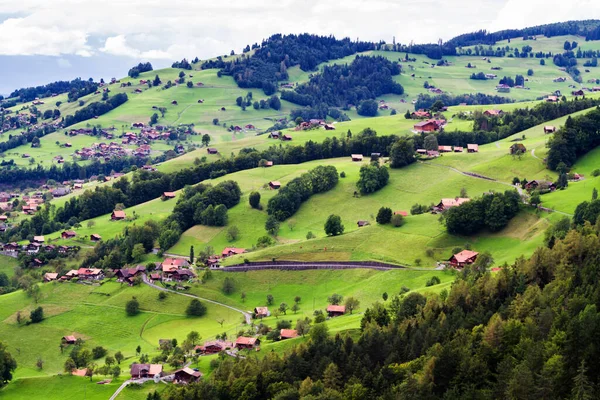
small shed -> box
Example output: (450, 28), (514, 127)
(269, 181), (281, 190)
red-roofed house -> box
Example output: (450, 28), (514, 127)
(173, 367), (202, 384)
(483, 109), (504, 117)
(280, 329), (298, 339)
(222, 248), (246, 258)
(394, 211), (408, 217)
(269, 181), (281, 190)
(448, 250), (479, 268)
(327, 305), (346, 317)
(111, 210), (126, 220)
(61, 230), (77, 239)
(163, 192), (176, 199)
(467, 144), (479, 153)
(434, 198), (470, 212)
(254, 307), (269, 318)
(235, 336), (260, 349)
(62, 335), (77, 344)
(195, 340), (233, 354)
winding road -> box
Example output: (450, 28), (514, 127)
(142, 274), (252, 324)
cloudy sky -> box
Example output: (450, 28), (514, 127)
(0, 0), (596, 94)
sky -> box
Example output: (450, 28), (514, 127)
(0, 0), (597, 95)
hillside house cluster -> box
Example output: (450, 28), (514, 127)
(295, 119), (327, 131)
(195, 340), (233, 354)
(417, 144), (478, 157)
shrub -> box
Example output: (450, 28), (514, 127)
(92, 346), (107, 359)
(30, 306), (44, 323)
(391, 214), (404, 227)
(426, 276), (441, 287)
(376, 207), (393, 224)
(186, 299), (207, 316)
(126, 298), (140, 316)
(592, 169), (600, 177)
(340, 171), (346, 178)
(222, 277), (235, 294)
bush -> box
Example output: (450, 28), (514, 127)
(324, 215), (344, 236)
(249, 191), (261, 209)
(222, 277), (235, 295)
(592, 169), (600, 177)
(376, 207), (393, 224)
(391, 214), (404, 227)
(357, 164), (389, 194)
(92, 346), (107, 359)
(340, 172), (346, 178)
(426, 276), (441, 287)
(126, 298), (140, 316)
(30, 306), (44, 323)
(186, 299), (207, 317)
(256, 235), (274, 248)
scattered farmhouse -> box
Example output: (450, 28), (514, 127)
(509, 143), (527, 154)
(173, 367), (202, 384)
(269, 181), (281, 190)
(222, 247), (246, 257)
(130, 364), (163, 379)
(254, 307), (269, 318)
(327, 305), (346, 317)
(195, 340), (233, 355)
(351, 154), (364, 162)
(280, 329), (299, 339)
(235, 336), (260, 350)
(544, 126), (556, 133)
(448, 250), (479, 268)
(433, 198), (470, 213)
(111, 210), (126, 220)
(467, 144), (479, 153)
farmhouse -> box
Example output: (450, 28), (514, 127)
(509, 143), (527, 154)
(207, 148), (218, 154)
(454, 146), (463, 152)
(416, 149), (427, 155)
(282, 134), (293, 141)
(280, 329), (299, 339)
(51, 187), (71, 197)
(411, 110), (431, 119)
(269, 131), (280, 139)
(357, 220), (370, 227)
(62, 335), (77, 344)
(130, 364), (163, 379)
(467, 144), (479, 153)
(414, 119), (444, 132)
(222, 247), (246, 257)
(524, 180), (557, 192)
(235, 336), (260, 350)
(111, 210), (126, 220)
(483, 109), (504, 117)
(327, 305), (346, 317)
(448, 250), (479, 268)
(173, 367), (202, 384)
(163, 192), (176, 199)
(438, 145), (452, 153)
(115, 265), (146, 284)
(44, 273), (58, 282)
(254, 307), (269, 318)
(269, 181), (281, 190)
(394, 211), (409, 217)
(351, 154), (364, 162)
(265, 161), (273, 167)
(546, 95), (559, 102)
(162, 258), (190, 272)
(61, 230), (77, 239)
(33, 235), (45, 243)
(433, 198), (470, 212)
(77, 268), (104, 280)
(90, 234), (102, 242)
(195, 340), (233, 354)
(572, 89), (585, 96)
(544, 126), (556, 133)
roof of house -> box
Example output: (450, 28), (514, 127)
(112, 210), (126, 218)
(394, 211), (408, 217)
(130, 364), (150, 376)
(175, 367), (202, 378)
(162, 258), (189, 271)
(467, 144), (479, 150)
(63, 335), (76, 341)
(439, 198), (470, 208)
(484, 109), (503, 116)
(269, 181), (281, 186)
(222, 247), (246, 256)
(77, 268), (103, 276)
(451, 250), (479, 263)
(327, 305), (346, 313)
(33, 235), (45, 242)
(254, 306), (269, 315)
(45, 272), (59, 280)
(351, 154), (363, 159)
(62, 230), (76, 236)
(236, 336), (258, 345)
(163, 192), (176, 198)
(280, 329), (298, 339)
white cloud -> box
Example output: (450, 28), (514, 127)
(0, 0), (596, 61)
(56, 58), (72, 68)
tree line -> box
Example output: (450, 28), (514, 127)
(201, 33), (376, 94)
(443, 190), (522, 235)
(281, 55), (403, 118)
(546, 107), (600, 170)
(267, 165), (339, 221)
(64, 93), (128, 127)
(127, 62), (153, 78)
(6, 78), (98, 104)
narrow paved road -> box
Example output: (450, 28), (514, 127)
(109, 378), (151, 400)
(142, 275), (252, 324)
(531, 148), (540, 160)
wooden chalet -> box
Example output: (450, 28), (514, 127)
(111, 210), (126, 220)
(483, 109), (504, 117)
(254, 307), (269, 318)
(394, 211), (408, 217)
(163, 192), (176, 199)
(130, 363), (163, 379)
(269, 131), (280, 139)
(524, 180), (556, 192)
(77, 268), (104, 280)
(33, 235), (45, 243)
(62, 335), (77, 344)
(44, 272), (58, 282)
(207, 148), (218, 154)
(357, 220), (370, 227)
(235, 336), (260, 350)
(438, 145), (452, 153)
(281, 134), (292, 141)
(265, 161), (274, 167)
(544, 126), (556, 133)
(195, 340), (233, 354)
(416, 149), (427, 155)
(448, 250), (479, 268)
(280, 329), (299, 339)
(327, 305), (346, 317)
(269, 181), (281, 190)
(510, 143), (527, 154)
(433, 198), (470, 212)
(467, 144), (479, 153)
(221, 247), (246, 258)
(61, 230), (77, 239)
(173, 367), (202, 384)
(351, 154), (364, 162)
(414, 119), (443, 132)
(90, 234), (102, 242)
(411, 110), (431, 119)
(115, 265), (146, 284)
(453, 146), (464, 152)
